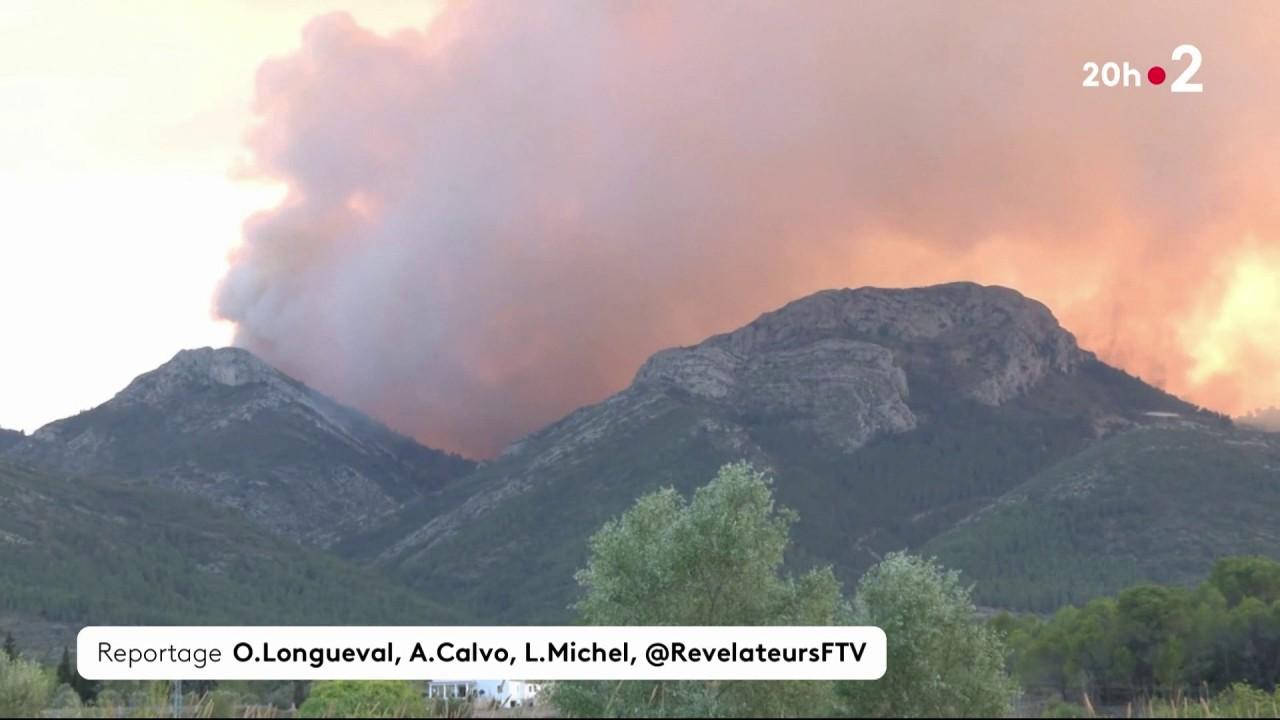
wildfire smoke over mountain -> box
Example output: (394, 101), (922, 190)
(217, 1), (1280, 456)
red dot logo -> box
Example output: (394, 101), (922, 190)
(1148, 66), (1166, 85)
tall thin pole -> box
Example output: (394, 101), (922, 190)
(172, 678), (183, 717)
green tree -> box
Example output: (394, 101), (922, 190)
(292, 679), (311, 708)
(552, 462), (843, 718)
(1209, 556), (1280, 607)
(0, 651), (54, 717)
(1003, 555), (1280, 702)
(55, 647), (73, 688)
(1, 631), (16, 661)
(1184, 584), (1230, 689)
(55, 646), (101, 704)
(1010, 606), (1081, 700)
(297, 680), (427, 718)
(838, 553), (1018, 717)
(1069, 597), (1124, 702)
(1226, 597), (1280, 689)
(1115, 585), (1191, 692)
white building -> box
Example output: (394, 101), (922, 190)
(425, 679), (542, 707)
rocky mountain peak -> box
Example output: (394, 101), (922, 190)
(636, 282), (1089, 411)
(167, 346), (278, 383)
(113, 347), (299, 408)
(719, 283), (1078, 355)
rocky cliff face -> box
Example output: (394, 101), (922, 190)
(5, 347), (473, 546)
(633, 282), (1089, 450)
(636, 338), (913, 452)
(494, 283), (1090, 481)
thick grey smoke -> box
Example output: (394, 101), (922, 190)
(218, 1), (1280, 457)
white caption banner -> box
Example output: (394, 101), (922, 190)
(78, 626), (885, 681)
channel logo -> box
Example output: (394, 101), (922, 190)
(1082, 44), (1203, 92)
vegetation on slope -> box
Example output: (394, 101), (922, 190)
(347, 395), (731, 622)
(4, 347), (476, 546)
(360, 357), (1215, 622)
(926, 425), (1280, 611)
(0, 459), (465, 643)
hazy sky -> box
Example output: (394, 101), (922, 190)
(4, 2), (1279, 458)
(0, 1), (442, 433)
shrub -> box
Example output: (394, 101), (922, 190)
(425, 696), (475, 718)
(0, 653), (54, 717)
(552, 462), (843, 718)
(298, 680), (427, 718)
(1148, 683), (1280, 718)
(1040, 698), (1090, 718)
(49, 683), (84, 711)
(839, 552), (1019, 717)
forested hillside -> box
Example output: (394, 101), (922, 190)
(0, 459), (464, 653)
(927, 425), (1280, 611)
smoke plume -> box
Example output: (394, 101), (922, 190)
(217, 1), (1280, 457)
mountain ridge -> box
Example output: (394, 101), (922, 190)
(4, 347), (475, 546)
(4, 281), (1257, 629)
(354, 282), (1225, 621)
(0, 427), (23, 453)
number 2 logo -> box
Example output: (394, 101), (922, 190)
(1171, 44), (1202, 93)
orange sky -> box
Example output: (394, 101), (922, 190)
(3, 2), (1278, 457)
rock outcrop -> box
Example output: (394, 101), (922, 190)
(634, 282), (1088, 450)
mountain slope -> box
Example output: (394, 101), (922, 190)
(354, 283), (1219, 621)
(0, 427), (22, 452)
(0, 458), (465, 654)
(923, 422), (1280, 611)
(4, 348), (474, 546)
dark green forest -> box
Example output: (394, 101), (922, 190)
(997, 555), (1280, 704)
(928, 425), (1280, 612)
(0, 460), (464, 629)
